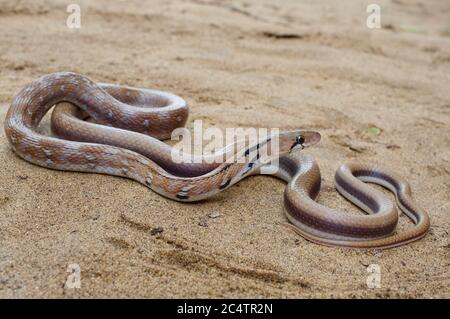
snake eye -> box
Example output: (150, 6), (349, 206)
(296, 135), (305, 145)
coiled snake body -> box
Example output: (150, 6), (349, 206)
(4, 72), (430, 249)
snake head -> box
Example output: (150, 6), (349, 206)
(233, 130), (321, 164)
(266, 130), (321, 157)
(288, 130), (321, 152)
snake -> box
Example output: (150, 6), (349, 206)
(4, 72), (430, 249)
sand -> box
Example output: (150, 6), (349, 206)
(0, 0), (449, 298)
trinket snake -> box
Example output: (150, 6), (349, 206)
(4, 72), (430, 249)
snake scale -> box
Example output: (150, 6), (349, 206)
(4, 72), (430, 249)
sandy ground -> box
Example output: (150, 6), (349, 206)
(0, 0), (449, 298)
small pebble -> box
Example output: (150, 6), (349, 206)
(208, 212), (221, 219)
(150, 227), (164, 236)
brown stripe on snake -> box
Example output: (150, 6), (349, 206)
(4, 72), (430, 249)
(284, 190), (397, 238)
(334, 172), (380, 212)
(284, 161), (397, 238)
(351, 169), (424, 224)
(282, 155), (430, 248)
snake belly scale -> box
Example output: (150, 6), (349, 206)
(4, 72), (430, 249)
